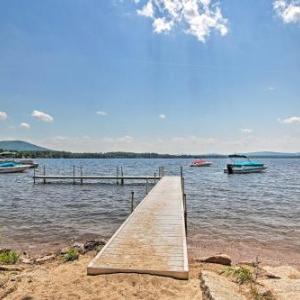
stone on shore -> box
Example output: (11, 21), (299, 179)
(36, 254), (56, 264)
(259, 266), (300, 300)
(200, 270), (246, 300)
(0, 265), (24, 272)
(84, 239), (106, 251)
(197, 254), (232, 266)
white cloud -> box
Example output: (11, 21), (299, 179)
(137, 0), (154, 17)
(134, 0), (228, 43)
(241, 128), (253, 134)
(20, 122), (31, 129)
(153, 18), (174, 33)
(159, 114), (166, 119)
(278, 116), (300, 124)
(273, 0), (300, 23)
(31, 110), (54, 123)
(0, 111), (7, 121)
(96, 111), (108, 116)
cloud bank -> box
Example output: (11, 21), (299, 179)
(273, 0), (300, 23)
(278, 116), (300, 124)
(34, 133), (300, 154)
(135, 0), (228, 42)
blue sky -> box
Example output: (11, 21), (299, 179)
(0, 0), (300, 153)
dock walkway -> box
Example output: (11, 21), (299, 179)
(87, 176), (188, 279)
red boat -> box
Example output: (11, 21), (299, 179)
(190, 159), (213, 167)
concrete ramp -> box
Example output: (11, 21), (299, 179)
(87, 176), (189, 279)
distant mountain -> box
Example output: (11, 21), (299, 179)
(244, 151), (300, 157)
(0, 140), (49, 152)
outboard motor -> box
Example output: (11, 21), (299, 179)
(227, 164), (233, 174)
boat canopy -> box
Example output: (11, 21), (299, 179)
(0, 162), (17, 167)
(232, 161), (264, 167)
(228, 154), (248, 158)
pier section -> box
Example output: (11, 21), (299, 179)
(87, 176), (189, 279)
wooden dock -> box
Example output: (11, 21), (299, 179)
(33, 166), (164, 185)
(87, 176), (189, 279)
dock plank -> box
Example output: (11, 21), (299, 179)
(87, 176), (189, 279)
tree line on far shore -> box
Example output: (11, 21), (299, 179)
(0, 149), (227, 159)
(1, 149), (299, 159)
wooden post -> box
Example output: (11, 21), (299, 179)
(43, 165), (46, 184)
(121, 166), (124, 186)
(184, 193), (187, 236)
(73, 165), (76, 185)
(146, 179), (148, 194)
(180, 166), (184, 196)
(80, 166), (83, 185)
(33, 167), (36, 184)
(131, 191), (134, 213)
(116, 167), (119, 185)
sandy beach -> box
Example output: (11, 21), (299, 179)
(1, 248), (300, 300)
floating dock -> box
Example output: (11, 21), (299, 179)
(87, 176), (189, 279)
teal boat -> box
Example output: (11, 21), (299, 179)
(0, 161), (31, 173)
(225, 155), (267, 174)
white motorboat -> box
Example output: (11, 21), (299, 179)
(190, 159), (213, 167)
(0, 162), (31, 173)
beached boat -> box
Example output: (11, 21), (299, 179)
(0, 161), (31, 173)
(190, 159), (213, 167)
(224, 154), (266, 174)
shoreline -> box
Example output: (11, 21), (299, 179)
(1, 241), (300, 299)
(1, 234), (299, 271)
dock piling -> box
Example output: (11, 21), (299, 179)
(131, 191), (134, 213)
(116, 167), (119, 185)
(80, 166), (83, 185)
(121, 166), (124, 186)
(184, 193), (187, 236)
(43, 165), (46, 184)
(73, 165), (76, 185)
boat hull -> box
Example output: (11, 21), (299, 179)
(0, 165), (31, 173)
(190, 162), (212, 167)
(224, 166), (267, 174)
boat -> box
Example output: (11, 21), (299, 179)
(190, 159), (213, 167)
(224, 154), (267, 174)
(0, 161), (31, 173)
(15, 159), (39, 168)
(0, 152), (38, 168)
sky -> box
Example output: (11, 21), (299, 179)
(0, 0), (300, 154)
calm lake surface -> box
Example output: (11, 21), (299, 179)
(0, 158), (299, 262)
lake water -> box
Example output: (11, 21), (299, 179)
(0, 158), (299, 265)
